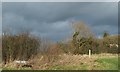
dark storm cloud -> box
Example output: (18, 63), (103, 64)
(119, 2), (120, 34)
(0, 2), (2, 35)
(3, 3), (91, 23)
(2, 2), (118, 41)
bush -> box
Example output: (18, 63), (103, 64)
(70, 33), (118, 54)
(2, 32), (40, 64)
(72, 37), (99, 54)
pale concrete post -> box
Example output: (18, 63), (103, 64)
(89, 49), (91, 58)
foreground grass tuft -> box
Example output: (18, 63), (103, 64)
(49, 64), (88, 70)
(95, 57), (118, 70)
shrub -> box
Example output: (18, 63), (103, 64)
(2, 32), (40, 64)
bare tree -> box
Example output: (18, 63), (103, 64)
(71, 21), (94, 38)
(70, 21), (96, 54)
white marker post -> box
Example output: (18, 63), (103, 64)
(89, 49), (91, 58)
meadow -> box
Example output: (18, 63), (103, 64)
(1, 53), (118, 70)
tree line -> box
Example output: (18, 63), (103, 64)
(2, 21), (119, 64)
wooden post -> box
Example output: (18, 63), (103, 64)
(89, 49), (91, 58)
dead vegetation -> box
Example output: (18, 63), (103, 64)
(1, 53), (118, 70)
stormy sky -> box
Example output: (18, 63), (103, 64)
(0, 2), (1, 35)
(2, 2), (118, 41)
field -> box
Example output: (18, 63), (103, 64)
(1, 2), (119, 72)
(1, 53), (118, 70)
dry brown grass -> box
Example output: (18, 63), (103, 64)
(2, 53), (118, 70)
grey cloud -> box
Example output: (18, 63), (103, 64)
(2, 2), (118, 41)
(0, 2), (2, 35)
(3, 2), (117, 22)
(2, 0), (119, 2)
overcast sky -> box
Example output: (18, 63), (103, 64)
(2, 2), (118, 41)
(1, 0), (119, 2)
(0, 2), (1, 35)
